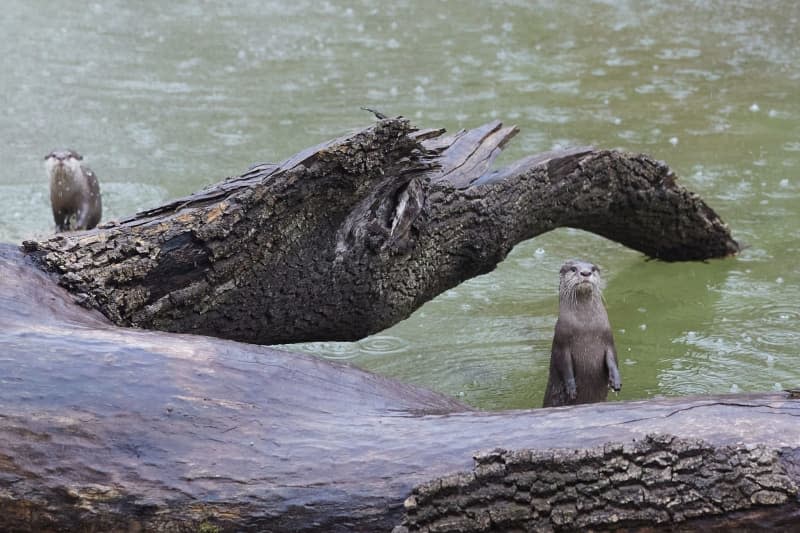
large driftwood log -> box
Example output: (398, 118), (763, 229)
(23, 118), (739, 345)
(0, 245), (798, 532)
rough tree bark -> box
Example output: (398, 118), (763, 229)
(0, 245), (798, 532)
(23, 118), (739, 345)
(397, 435), (799, 533)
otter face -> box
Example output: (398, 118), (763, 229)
(559, 259), (603, 304)
(44, 150), (84, 178)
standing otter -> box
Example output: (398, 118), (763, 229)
(44, 150), (102, 232)
(542, 259), (622, 407)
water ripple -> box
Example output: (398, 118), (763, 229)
(357, 335), (410, 356)
(294, 341), (360, 361)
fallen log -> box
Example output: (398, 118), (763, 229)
(0, 245), (798, 532)
(23, 117), (739, 345)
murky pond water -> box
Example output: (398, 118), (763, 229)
(2, 0), (798, 409)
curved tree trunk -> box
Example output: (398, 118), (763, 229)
(0, 245), (797, 532)
(23, 118), (739, 345)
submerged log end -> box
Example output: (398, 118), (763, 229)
(555, 151), (741, 262)
(631, 153), (740, 261)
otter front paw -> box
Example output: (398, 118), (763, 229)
(566, 377), (577, 400)
(609, 375), (621, 392)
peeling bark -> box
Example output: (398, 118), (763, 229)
(23, 118), (739, 345)
(396, 434), (799, 533)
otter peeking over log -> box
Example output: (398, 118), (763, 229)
(44, 149), (102, 232)
(543, 259), (622, 407)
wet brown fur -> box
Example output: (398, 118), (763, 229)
(543, 259), (621, 408)
(45, 150), (102, 232)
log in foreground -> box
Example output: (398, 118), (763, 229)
(397, 435), (799, 532)
(24, 118), (739, 345)
(1, 245), (799, 532)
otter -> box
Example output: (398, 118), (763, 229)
(542, 259), (622, 408)
(44, 150), (102, 232)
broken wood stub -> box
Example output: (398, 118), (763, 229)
(395, 434), (799, 532)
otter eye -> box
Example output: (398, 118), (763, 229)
(570, 266), (578, 273)
(592, 266), (598, 273)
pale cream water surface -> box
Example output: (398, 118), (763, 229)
(1, 1), (798, 408)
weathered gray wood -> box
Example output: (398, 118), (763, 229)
(23, 118), (739, 345)
(1, 244), (798, 532)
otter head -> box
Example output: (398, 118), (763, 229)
(44, 149), (83, 179)
(559, 259), (603, 306)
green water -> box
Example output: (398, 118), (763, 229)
(2, 1), (798, 409)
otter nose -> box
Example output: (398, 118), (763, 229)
(580, 269), (592, 277)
